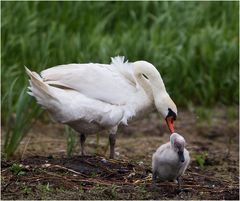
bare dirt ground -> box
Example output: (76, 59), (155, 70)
(1, 106), (239, 200)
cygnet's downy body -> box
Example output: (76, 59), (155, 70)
(152, 133), (190, 187)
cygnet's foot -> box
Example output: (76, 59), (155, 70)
(150, 183), (159, 191)
(176, 188), (183, 194)
(175, 188), (190, 194)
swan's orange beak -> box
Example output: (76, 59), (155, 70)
(166, 116), (175, 133)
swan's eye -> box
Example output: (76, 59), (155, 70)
(142, 74), (148, 79)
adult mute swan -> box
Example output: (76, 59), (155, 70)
(26, 56), (177, 159)
(152, 133), (190, 189)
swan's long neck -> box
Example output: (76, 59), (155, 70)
(133, 61), (167, 97)
(133, 61), (177, 119)
(133, 68), (152, 99)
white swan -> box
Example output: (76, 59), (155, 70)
(152, 133), (190, 188)
(26, 56), (177, 158)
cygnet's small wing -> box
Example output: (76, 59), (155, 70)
(152, 143), (173, 175)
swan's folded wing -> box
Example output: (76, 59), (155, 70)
(49, 88), (126, 127)
(41, 62), (138, 105)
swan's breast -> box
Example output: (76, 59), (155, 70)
(125, 86), (154, 122)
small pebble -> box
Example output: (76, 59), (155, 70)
(138, 161), (144, 166)
(127, 172), (135, 178)
(42, 163), (51, 168)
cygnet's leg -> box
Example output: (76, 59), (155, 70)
(80, 133), (86, 156)
(152, 171), (158, 185)
(151, 171), (159, 191)
(176, 176), (182, 190)
(109, 127), (118, 159)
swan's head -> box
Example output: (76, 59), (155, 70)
(132, 60), (177, 133)
(170, 133), (186, 163)
(155, 93), (177, 133)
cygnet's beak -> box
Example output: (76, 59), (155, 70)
(178, 151), (185, 163)
(166, 116), (175, 133)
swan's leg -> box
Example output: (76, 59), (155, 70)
(109, 127), (117, 159)
(109, 134), (116, 159)
(80, 133), (86, 156)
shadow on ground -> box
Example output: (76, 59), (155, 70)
(1, 107), (239, 199)
(1, 154), (239, 200)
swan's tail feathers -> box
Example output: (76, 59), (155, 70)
(25, 67), (57, 107)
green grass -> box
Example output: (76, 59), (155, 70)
(2, 1), (238, 106)
(1, 1), (239, 157)
(2, 79), (42, 158)
(10, 163), (25, 175)
(65, 126), (77, 158)
(192, 151), (208, 168)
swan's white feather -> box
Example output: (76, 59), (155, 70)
(110, 56), (137, 86)
(26, 57), (153, 134)
(41, 57), (137, 106)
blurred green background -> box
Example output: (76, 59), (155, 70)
(1, 1), (239, 157)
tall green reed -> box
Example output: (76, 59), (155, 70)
(1, 1), (238, 157)
(2, 1), (238, 108)
(65, 126), (77, 158)
(2, 79), (42, 158)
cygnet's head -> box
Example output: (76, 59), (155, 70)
(170, 133), (186, 163)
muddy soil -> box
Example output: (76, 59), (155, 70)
(1, 106), (239, 200)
